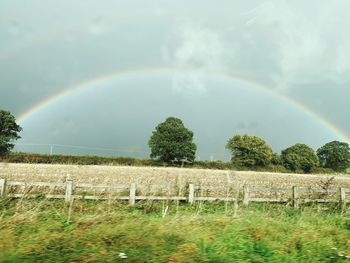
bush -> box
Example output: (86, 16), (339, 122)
(309, 167), (338, 174)
(0, 152), (162, 167)
(192, 160), (233, 170)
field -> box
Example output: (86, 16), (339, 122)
(1, 163), (350, 189)
(1, 163), (350, 262)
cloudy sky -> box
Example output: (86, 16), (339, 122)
(1, 0), (349, 160)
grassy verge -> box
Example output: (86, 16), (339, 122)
(0, 199), (349, 262)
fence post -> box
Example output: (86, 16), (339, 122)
(339, 188), (346, 208)
(65, 179), (73, 203)
(129, 183), (136, 206)
(0, 179), (6, 197)
(188, 184), (195, 204)
(243, 185), (250, 206)
(292, 186), (299, 209)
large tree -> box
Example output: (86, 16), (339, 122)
(225, 134), (273, 168)
(281, 143), (319, 173)
(148, 117), (196, 163)
(317, 141), (350, 172)
(0, 109), (22, 156)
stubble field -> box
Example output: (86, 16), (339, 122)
(1, 163), (350, 188)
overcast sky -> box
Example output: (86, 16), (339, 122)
(1, 0), (350, 160)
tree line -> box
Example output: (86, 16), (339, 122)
(149, 117), (350, 173)
(1, 110), (350, 173)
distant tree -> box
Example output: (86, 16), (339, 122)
(317, 141), (350, 172)
(281, 143), (319, 173)
(148, 117), (196, 163)
(0, 109), (22, 156)
(225, 134), (273, 168)
(271, 152), (282, 165)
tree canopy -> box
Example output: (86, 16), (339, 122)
(281, 143), (319, 173)
(317, 141), (350, 172)
(225, 134), (273, 168)
(0, 109), (22, 156)
(148, 117), (196, 163)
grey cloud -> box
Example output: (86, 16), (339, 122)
(162, 23), (225, 95)
(1, 0), (350, 159)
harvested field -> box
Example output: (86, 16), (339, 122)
(1, 163), (350, 189)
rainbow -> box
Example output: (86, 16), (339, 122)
(16, 67), (350, 143)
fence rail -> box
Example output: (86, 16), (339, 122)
(0, 178), (349, 207)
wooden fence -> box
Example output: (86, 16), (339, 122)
(0, 178), (349, 208)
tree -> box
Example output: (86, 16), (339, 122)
(225, 134), (273, 168)
(281, 143), (319, 173)
(0, 109), (22, 156)
(148, 117), (196, 163)
(271, 152), (282, 165)
(317, 141), (350, 172)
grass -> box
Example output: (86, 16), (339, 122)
(0, 199), (350, 262)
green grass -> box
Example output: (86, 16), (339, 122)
(1, 200), (350, 262)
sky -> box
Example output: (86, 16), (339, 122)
(1, 0), (350, 160)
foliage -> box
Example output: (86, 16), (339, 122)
(310, 167), (338, 174)
(148, 117), (197, 163)
(317, 141), (350, 172)
(225, 134), (273, 168)
(249, 164), (290, 173)
(192, 160), (234, 170)
(0, 201), (350, 262)
(271, 152), (282, 165)
(1, 153), (234, 170)
(0, 152), (163, 166)
(281, 143), (319, 173)
(0, 109), (22, 156)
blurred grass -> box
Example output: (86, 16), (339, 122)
(0, 199), (349, 262)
